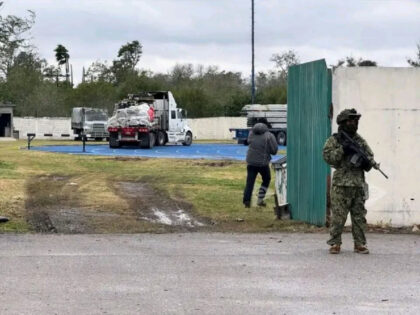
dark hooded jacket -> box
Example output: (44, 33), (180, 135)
(246, 123), (278, 167)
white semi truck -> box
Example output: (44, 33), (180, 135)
(107, 91), (192, 149)
(71, 107), (109, 141)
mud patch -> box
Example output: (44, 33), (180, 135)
(113, 181), (208, 231)
(192, 160), (235, 167)
(24, 175), (208, 234)
(103, 157), (150, 162)
(25, 175), (95, 233)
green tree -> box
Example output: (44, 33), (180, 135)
(171, 63), (194, 82)
(254, 71), (287, 104)
(69, 81), (118, 114)
(108, 40), (143, 84)
(42, 64), (61, 83)
(85, 60), (113, 82)
(117, 40), (142, 70)
(0, 3), (35, 78)
(54, 44), (70, 82)
(116, 70), (164, 99)
(168, 64), (248, 117)
(5, 51), (44, 115)
(30, 82), (67, 116)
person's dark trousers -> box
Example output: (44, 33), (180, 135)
(243, 164), (271, 204)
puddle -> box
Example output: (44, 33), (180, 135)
(114, 181), (208, 231)
(142, 208), (204, 227)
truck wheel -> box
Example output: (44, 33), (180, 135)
(276, 131), (287, 146)
(140, 133), (155, 149)
(74, 130), (82, 141)
(156, 131), (165, 146)
(182, 132), (192, 146)
(109, 133), (120, 148)
(139, 134), (148, 148)
(148, 133), (155, 149)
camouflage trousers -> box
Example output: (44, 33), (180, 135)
(327, 186), (367, 246)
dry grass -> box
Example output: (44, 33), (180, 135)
(0, 139), (308, 233)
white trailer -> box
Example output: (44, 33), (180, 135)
(230, 104), (288, 145)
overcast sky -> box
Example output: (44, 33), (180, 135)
(2, 0), (419, 84)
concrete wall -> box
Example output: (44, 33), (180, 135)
(14, 117), (73, 139)
(333, 67), (420, 226)
(188, 117), (247, 140)
(13, 116), (247, 140)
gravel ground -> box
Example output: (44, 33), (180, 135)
(0, 232), (419, 315)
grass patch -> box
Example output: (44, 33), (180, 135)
(0, 140), (307, 234)
(0, 160), (17, 179)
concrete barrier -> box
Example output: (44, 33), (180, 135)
(333, 67), (420, 226)
(13, 116), (247, 140)
(14, 117), (74, 140)
(187, 117), (247, 140)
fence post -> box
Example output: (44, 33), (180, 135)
(27, 133), (36, 149)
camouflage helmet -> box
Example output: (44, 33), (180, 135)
(336, 108), (361, 124)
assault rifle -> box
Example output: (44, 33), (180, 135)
(339, 131), (389, 179)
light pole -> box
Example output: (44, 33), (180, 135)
(251, 0), (255, 104)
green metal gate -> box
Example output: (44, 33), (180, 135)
(287, 59), (331, 226)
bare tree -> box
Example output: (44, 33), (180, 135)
(407, 43), (420, 67)
(270, 50), (299, 81)
(0, 3), (35, 78)
(333, 56), (377, 69)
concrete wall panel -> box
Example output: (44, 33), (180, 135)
(13, 117), (247, 140)
(14, 117), (73, 139)
(187, 117), (246, 140)
(333, 67), (420, 226)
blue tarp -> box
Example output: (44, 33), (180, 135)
(30, 143), (286, 161)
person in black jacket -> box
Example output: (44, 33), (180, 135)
(243, 123), (278, 207)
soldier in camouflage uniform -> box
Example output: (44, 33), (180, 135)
(323, 108), (376, 254)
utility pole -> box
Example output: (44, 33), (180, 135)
(65, 59), (70, 83)
(251, 0), (255, 104)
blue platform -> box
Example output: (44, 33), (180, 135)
(30, 143), (286, 162)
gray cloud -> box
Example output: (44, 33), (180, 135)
(2, 0), (419, 84)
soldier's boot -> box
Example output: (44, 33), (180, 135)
(257, 186), (268, 207)
(243, 201), (251, 208)
(257, 199), (266, 207)
(329, 244), (341, 254)
(354, 244), (369, 254)
(0, 216), (9, 223)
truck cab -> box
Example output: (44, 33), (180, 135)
(71, 107), (109, 141)
(165, 92), (191, 144)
